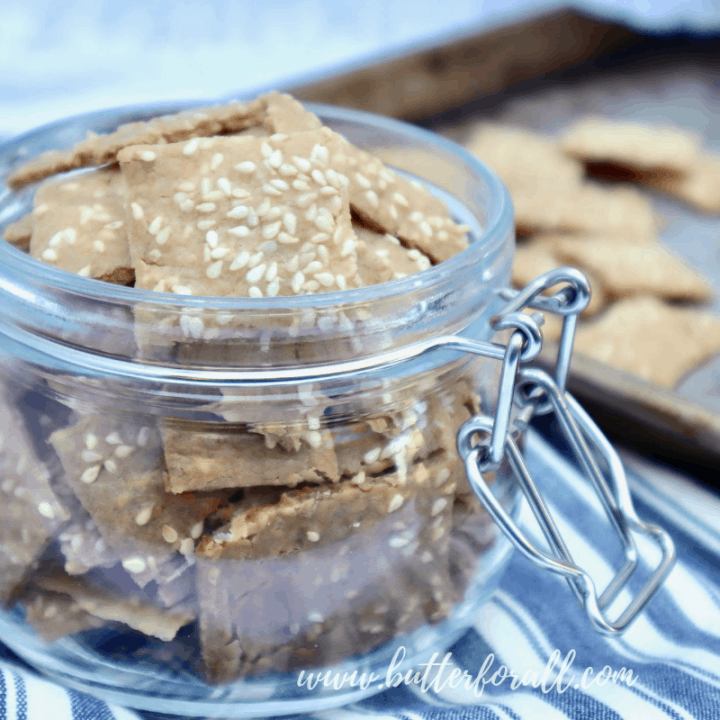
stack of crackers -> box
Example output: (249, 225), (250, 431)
(0, 94), (505, 683)
(466, 117), (720, 389)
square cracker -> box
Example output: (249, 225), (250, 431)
(7, 97), (268, 189)
(574, 295), (720, 388)
(560, 116), (700, 175)
(0, 388), (69, 604)
(30, 167), (133, 284)
(49, 415), (229, 588)
(553, 238), (714, 302)
(119, 128), (360, 300)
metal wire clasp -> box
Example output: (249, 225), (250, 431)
(458, 269), (676, 635)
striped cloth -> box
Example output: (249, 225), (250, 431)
(1, 429), (719, 719)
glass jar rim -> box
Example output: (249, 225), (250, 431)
(0, 101), (513, 313)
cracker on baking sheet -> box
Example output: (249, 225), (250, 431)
(7, 97), (269, 189)
(49, 415), (229, 589)
(2, 213), (32, 251)
(574, 295), (720, 388)
(29, 167), (133, 284)
(553, 238), (714, 302)
(560, 116), (700, 175)
(337, 138), (469, 263)
(653, 153), (720, 214)
(119, 129), (360, 299)
(512, 238), (606, 316)
(514, 182), (660, 239)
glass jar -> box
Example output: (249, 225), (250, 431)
(0, 102), (618, 718)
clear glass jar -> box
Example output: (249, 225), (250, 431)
(0, 103), (518, 717)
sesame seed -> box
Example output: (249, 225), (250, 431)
(232, 188), (251, 199)
(266, 279), (280, 297)
(410, 211), (423, 222)
(307, 531), (320, 542)
(311, 169), (326, 185)
(305, 204), (318, 222)
(261, 141), (273, 158)
(279, 163), (297, 176)
(268, 149), (282, 168)
(139, 150), (156, 162)
(148, 249), (161, 262)
(205, 230), (219, 247)
(389, 205), (399, 220)
(211, 247), (229, 259)
(329, 195), (342, 214)
(82, 450), (103, 463)
(257, 199), (271, 217)
(114, 445), (134, 458)
(180, 199), (194, 212)
(85, 433), (98, 450)
(135, 506), (154, 526)
(355, 172), (372, 189)
(420, 221), (433, 236)
(162, 524), (178, 543)
(265, 262), (278, 282)
(262, 221), (281, 239)
(315, 272), (335, 287)
(228, 225), (250, 238)
(393, 192), (409, 207)
(278, 232), (299, 244)
(92, 239), (106, 254)
(206, 260), (224, 279)
(179, 314), (205, 338)
(148, 216), (163, 235)
(314, 214), (334, 232)
(77, 266), (91, 277)
(365, 190), (379, 208)
(48, 232), (62, 247)
(320, 185), (338, 196)
(180, 538), (194, 556)
(307, 233), (327, 244)
(248, 252), (264, 267)
(292, 180), (311, 191)
(304, 260), (323, 274)
(293, 156), (312, 172)
(438, 230), (449, 241)
(263, 184), (282, 196)
(302, 280), (320, 292)
(246, 264), (266, 283)
(156, 227), (171, 245)
(81, 465), (101, 484)
(310, 144), (329, 164)
(104, 459), (118, 473)
(248, 286), (263, 298)
(122, 557), (147, 574)
(183, 138), (199, 155)
(296, 192), (317, 208)
(172, 284), (193, 295)
(37, 501), (55, 519)
(235, 161), (256, 174)
(179, 181), (195, 192)
(197, 219), (216, 230)
(196, 202), (217, 213)
(230, 251), (250, 270)
(389, 536), (410, 548)
(431, 498), (448, 516)
(270, 178), (289, 191)
(286, 255), (299, 272)
(340, 238), (356, 257)
(41, 248), (57, 261)
(291, 271), (305, 294)
(308, 611), (324, 623)
(210, 152), (224, 170)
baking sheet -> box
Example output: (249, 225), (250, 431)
(420, 54), (720, 415)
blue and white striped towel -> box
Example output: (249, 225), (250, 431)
(1, 429), (719, 720)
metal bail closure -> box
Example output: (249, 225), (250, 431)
(457, 366), (676, 636)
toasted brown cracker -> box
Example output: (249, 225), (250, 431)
(7, 97), (268, 189)
(561, 116), (700, 175)
(36, 573), (194, 641)
(161, 424), (339, 494)
(336, 139), (469, 263)
(2, 213), (32, 250)
(0, 388), (69, 604)
(513, 238), (606, 317)
(354, 223), (432, 282)
(49, 415), (226, 587)
(554, 239), (714, 302)
(574, 296), (720, 388)
(120, 129), (360, 301)
(30, 167), (133, 283)
(22, 588), (109, 642)
(654, 153), (720, 214)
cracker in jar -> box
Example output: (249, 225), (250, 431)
(553, 238), (714, 302)
(654, 153), (720, 214)
(335, 138), (469, 263)
(49, 416), (229, 588)
(29, 167), (133, 284)
(2, 213), (32, 251)
(0, 390), (70, 604)
(574, 295), (720, 388)
(560, 116), (700, 176)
